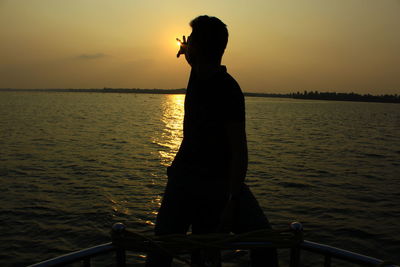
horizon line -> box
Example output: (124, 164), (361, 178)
(0, 88), (399, 97)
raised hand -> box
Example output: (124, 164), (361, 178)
(176, 35), (187, 58)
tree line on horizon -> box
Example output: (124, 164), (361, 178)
(245, 90), (400, 103)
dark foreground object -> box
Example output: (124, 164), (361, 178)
(28, 222), (398, 267)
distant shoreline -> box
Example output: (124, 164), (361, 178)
(0, 88), (187, 94)
(0, 88), (399, 103)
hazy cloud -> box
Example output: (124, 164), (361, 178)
(77, 53), (108, 60)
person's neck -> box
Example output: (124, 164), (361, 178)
(192, 61), (222, 81)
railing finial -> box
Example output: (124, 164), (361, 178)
(290, 222), (303, 232)
(112, 222), (126, 234)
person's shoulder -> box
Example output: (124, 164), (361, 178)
(226, 73), (242, 95)
(214, 68), (245, 121)
(216, 67), (243, 98)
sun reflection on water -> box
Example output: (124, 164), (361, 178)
(155, 94), (184, 167)
(148, 94), (184, 218)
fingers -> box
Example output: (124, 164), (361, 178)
(176, 36), (187, 45)
(176, 35), (187, 58)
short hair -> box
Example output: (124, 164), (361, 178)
(189, 15), (228, 62)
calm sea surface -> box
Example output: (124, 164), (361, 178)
(0, 92), (399, 266)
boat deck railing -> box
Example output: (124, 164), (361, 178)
(28, 222), (398, 267)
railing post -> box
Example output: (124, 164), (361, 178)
(83, 257), (91, 267)
(116, 248), (126, 267)
(112, 223), (127, 267)
(289, 222), (303, 267)
(324, 255), (331, 267)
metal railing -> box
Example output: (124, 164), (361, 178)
(28, 243), (120, 267)
(300, 240), (395, 267)
(28, 222), (398, 267)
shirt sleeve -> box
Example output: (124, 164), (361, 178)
(223, 88), (245, 123)
(213, 77), (245, 123)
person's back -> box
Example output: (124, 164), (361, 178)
(168, 66), (245, 183)
(146, 15), (279, 267)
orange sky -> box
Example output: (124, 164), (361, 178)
(1, 0), (399, 94)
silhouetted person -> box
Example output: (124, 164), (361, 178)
(146, 15), (279, 267)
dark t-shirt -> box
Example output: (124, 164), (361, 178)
(168, 66), (245, 181)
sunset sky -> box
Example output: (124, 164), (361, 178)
(1, 0), (399, 94)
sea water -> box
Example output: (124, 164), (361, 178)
(0, 92), (399, 266)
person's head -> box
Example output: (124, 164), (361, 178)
(186, 15), (228, 66)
